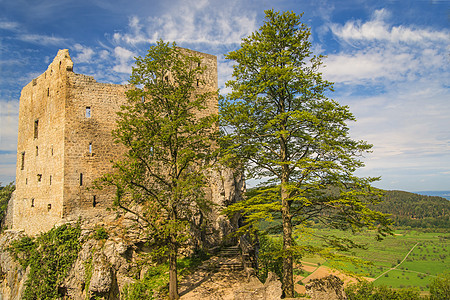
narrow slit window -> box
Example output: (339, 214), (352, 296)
(47, 204), (51, 211)
(34, 119), (39, 139)
(80, 173), (83, 186)
(51, 146), (53, 156)
(31, 198), (34, 207)
(36, 146), (38, 156)
(89, 142), (92, 153)
(37, 174), (42, 182)
(49, 175), (52, 185)
(47, 88), (49, 97)
(198, 62), (201, 67)
(93, 195), (97, 207)
(196, 79), (199, 87)
(85, 107), (91, 118)
(26, 178), (28, 185)
(21, 152), (25, 170)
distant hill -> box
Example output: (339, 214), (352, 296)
(375, 190), (450, 228)
(415, 190), (450, 201)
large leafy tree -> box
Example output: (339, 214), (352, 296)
(220, 10), (392, 297)
(99, 41), (217, 299)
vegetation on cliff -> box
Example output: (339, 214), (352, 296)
(9, 222), (81, 299)
(220, 9), (392, 297)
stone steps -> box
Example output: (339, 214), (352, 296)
(199, 245), (243, 271)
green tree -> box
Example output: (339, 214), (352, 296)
(0, 181), (15, 228)
(220, 10), (392, 297)
(97, 41), (217, 300)
(430, 271), (450, 300)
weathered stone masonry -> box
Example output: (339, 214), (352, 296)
(12, 49), (235, 237)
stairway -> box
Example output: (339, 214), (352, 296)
(200, 245), (244, 271)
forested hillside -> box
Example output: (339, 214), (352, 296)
(375, 190), (449, 228)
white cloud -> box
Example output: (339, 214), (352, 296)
(18, 33), (67, 46)
(330, 9), (448, 45)
(112, 0), (258, 47)
(112, 46), (136, 74)
(0, 99), (19, 183)
(322, 9), (450, 191)
(73, 43), (95, 63)
(0, 21), (20, 30)
(323, 11), (449, 85)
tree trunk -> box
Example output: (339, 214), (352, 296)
(168, 244), (179, 299)
(281, 182), (294, 298)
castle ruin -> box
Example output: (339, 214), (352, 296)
(11, 49), (243, 237)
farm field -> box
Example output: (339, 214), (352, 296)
(295, 228), (449, 292)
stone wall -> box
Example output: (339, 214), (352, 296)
(13, 49), (72, 234)
(12, 48), (231, 237)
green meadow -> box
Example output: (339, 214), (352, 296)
(297, 228), (449, 291)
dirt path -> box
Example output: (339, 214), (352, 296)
(373, 242), (419, 281)
(179, 269), (248, 300)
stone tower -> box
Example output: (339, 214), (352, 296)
(12, 49), (240, 237)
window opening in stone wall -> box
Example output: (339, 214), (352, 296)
(80, 173), (83, 186)
(93, 195), (97, 207)
(26, 178), (28, 185)
(89, 142), (92, 154)
(51, 146), (53, 156)
(196, 79), (199, 87)
(21, 152), (25, 170)
(34, 119), (39, 139)
(47, 88), (49, 97)
(31, 198), (34, 207)
(37, 174), (42, 182)
(36, 146), (38, 156)
(85, 107), (91, 118)
(198, 62), (201, 68)
(50, 175), (52, 185)
(47, 204), (51, 211)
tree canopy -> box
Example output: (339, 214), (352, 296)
(220, 10), (392, 297)
(97, 41), (217, 299)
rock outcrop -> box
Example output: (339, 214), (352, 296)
(305, 275), (347, 300)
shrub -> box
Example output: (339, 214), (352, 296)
(93, 225), (109, 240)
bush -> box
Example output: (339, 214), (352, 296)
(345, 281), (421, 300)
(430, 271), (450, 300)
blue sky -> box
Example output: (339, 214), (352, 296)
(0, 0), (449, 191)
